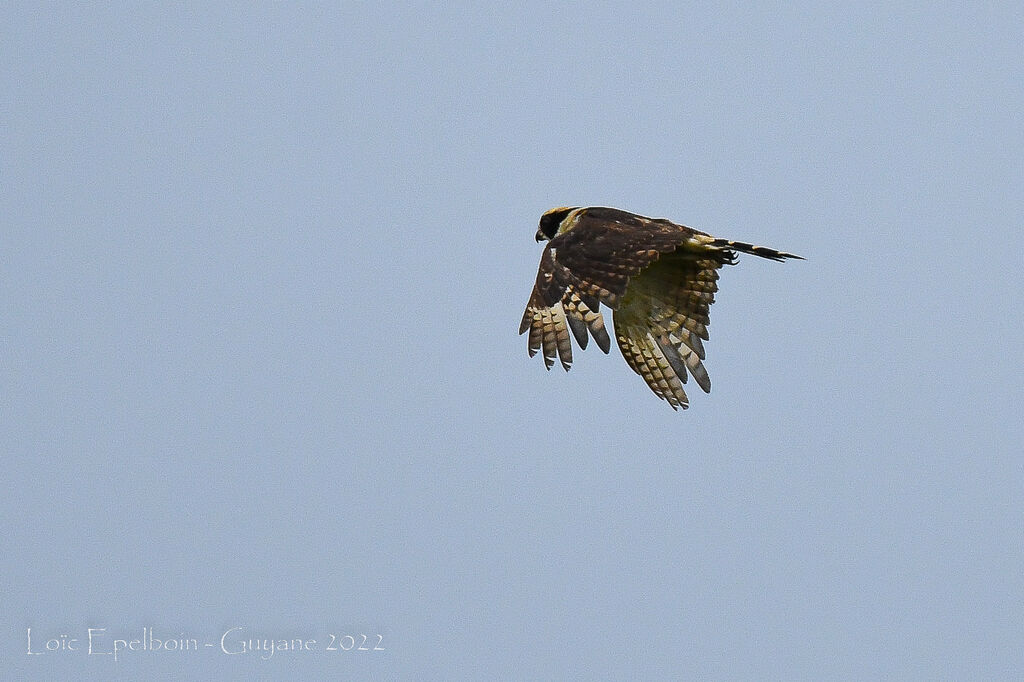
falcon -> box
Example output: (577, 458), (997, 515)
(520, 206), (803, 410)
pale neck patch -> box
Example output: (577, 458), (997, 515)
(555, 207), (586, 236)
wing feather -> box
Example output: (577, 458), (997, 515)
(563, 290), (611, 353)
(563, 304), (590, 350)
(618, 330), (690, 410)
(612, 252), (725, 404)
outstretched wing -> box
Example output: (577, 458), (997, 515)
(519, 208), (705, 371)
(612, 253), (724, 410)
(518, 246), (611, 370)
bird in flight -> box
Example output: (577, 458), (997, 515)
(520, 206), (803, 410)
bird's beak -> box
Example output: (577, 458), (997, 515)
(535, 229), (545, 242)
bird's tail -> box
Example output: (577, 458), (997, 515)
(709, 239), (804, 262)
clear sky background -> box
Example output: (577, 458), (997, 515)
(3, 2), (1022, 679)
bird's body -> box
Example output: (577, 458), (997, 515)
(520, 206), (802, 410)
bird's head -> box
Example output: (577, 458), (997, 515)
(536, 206), (579, 242)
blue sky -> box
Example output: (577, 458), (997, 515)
(4, 2), (1023, 679)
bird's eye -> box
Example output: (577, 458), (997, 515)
(537, 207), (574, 240)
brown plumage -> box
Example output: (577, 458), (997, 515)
(520, 206), (802, 410)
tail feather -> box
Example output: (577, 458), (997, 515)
(709, 239), (804, 262)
